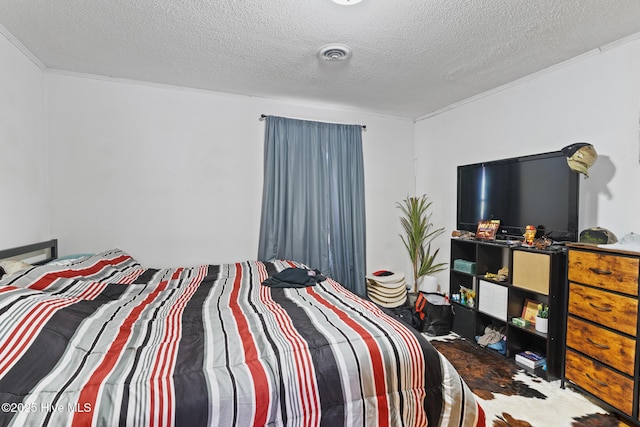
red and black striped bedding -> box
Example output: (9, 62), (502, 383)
(0, 249), (484, 426)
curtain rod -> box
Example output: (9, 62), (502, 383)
(259, 114), (366, 130)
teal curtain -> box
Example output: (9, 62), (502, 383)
(258, 116), (367, 296)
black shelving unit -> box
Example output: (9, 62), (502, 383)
(449, 238), (567, 380)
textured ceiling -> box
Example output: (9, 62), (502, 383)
(2, 0), (640, 118)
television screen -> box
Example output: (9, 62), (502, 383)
(457, 151), (579, 242)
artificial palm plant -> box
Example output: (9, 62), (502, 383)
(537, 304), (549, 319)
(397, 195), (447, 293)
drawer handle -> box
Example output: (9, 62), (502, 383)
(589, 267), (612, 275)
(588, 302), (612, 312)
(586, 338), (610, 350)
(585, 373), (608, 387)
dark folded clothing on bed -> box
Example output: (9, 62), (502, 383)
(262, 268), (326, 288)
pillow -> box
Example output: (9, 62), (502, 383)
(0, 260), (33, 277)
(47, 254), (94, 266)
(57, 253), (95, 261)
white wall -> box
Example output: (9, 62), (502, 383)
(7, 26), (640, 286)
(415, 37), (640, 285)
(0, 31), (50, 248)
(46, 74), (415, 270)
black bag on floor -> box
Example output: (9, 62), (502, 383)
(387, 306), (421, 330)
(415, 292), (454, 336)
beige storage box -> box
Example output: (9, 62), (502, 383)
(512, 251), (550, 295)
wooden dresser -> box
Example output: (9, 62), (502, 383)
(564, 243), (640, 424)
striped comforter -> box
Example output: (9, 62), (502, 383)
(0, 249), (484, 426)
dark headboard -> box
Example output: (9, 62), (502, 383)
(0, 239), (58, 265)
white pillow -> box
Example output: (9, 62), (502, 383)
(0, 260), (33, 276)
(47, 253), (94, 266)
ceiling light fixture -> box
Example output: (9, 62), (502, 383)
(331, 0), (363, 5)
(318, 44), (352, 62)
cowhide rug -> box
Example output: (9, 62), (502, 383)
(426, 334), (626, 427)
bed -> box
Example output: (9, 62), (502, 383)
(0, 240), (484, 426)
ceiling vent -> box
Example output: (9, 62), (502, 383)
(318, 44), (352, 62)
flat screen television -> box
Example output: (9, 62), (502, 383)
(457, 151), (580, 242)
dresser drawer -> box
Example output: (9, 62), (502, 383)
(566, 316), (635, 375)
(565, 349), (633, 416)
(568, 283), (638, 336)
(568, 250), (639, 295)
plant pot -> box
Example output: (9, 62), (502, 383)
(418, 275), (439, 293)
(535, 316), (548, 334)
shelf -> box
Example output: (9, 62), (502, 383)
(449, 238), (566, 380)
(482, 345), (508, 358)
(451, 300), (473, 309)
(508, 320), (547, 339)
(514, 361), (548, 377)
(451, 268), (475, 276)
(477, 276), (508, 286)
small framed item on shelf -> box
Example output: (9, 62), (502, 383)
(521, 299), (540, 324)
(476, 220), (500, 240)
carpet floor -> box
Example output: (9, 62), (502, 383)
(426, 334), (630, 427)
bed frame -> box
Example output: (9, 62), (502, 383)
(0, 239), (58, 265)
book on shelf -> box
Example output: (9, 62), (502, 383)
(515, 351), (546, 369)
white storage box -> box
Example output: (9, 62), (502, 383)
(478, 279), (508, 321)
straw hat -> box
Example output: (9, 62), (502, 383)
(365, 271), (405, 288)
(366, 270), (408, 308)
(367, 292), (407, 308)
